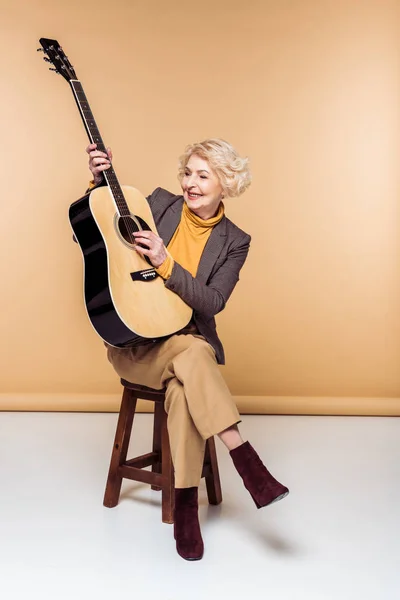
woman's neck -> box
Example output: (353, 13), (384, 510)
(188, 202), (221, 220)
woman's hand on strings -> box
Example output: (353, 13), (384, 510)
(86, 143), (112, 185)
(133, 231), (167, 268)
(85, 144), (167, 268)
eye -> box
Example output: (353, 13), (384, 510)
(200, 175), (207, 179)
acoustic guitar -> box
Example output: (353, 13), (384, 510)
(38, 38), (192, 347)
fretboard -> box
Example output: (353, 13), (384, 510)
(70, 80), (130, 216)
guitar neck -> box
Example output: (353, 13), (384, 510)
(70, 79), (130, 216)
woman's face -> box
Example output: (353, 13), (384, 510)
(181, 154), (224, 219)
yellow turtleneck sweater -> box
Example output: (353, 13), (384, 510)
(156, 201), (225, 279)
(87, 181), (224, 278)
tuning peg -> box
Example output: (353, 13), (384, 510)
(37, 48), (44, 52)
(43, 57), (52, 63)
(49, 67), (58, 72)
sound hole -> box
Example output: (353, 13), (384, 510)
(117, 216), (139, 246)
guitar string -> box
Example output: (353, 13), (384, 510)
(74, 82), (141, 248)
(105, 169), (140, 243)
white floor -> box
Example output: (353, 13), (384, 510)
(0, 412), (399, 600)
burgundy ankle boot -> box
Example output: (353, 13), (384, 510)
(174, 487), (204, 561)
(230, 441), (289, 509)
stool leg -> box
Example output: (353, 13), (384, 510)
(151, 402), (163, 491)
(161, 408), (174, 524)
(204, 437), (222, 505)
(103, 388), (137, 508)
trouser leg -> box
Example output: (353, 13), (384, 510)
(163, 337), (241, 441)
(164, 377), (206, 488)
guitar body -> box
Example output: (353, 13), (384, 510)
(69, 185), (192, 347)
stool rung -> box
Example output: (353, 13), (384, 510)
(125, 452), (159, 469)
(119, 465), (163, 487)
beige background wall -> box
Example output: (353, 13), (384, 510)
(1, 0), (399, 414)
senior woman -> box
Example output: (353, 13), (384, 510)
(86, 138), (289, 561)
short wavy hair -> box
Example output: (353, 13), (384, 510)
(178, 138), (251, 198)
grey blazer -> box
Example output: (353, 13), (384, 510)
(147, 188), (251, 364)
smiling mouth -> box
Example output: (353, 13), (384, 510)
(187, 191), (203, 199)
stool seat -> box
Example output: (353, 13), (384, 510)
(120, 379), (166, 397)
(103, 379), (222, 524)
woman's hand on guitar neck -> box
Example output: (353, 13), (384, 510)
(86, 143), (113, 185)
(132, 230), (168, 269)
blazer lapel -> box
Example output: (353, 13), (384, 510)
(196, 216), (227, 283)
(157, 199), (183, 246)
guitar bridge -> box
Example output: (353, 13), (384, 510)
(130, 268), (158, 282)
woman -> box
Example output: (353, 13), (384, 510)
(86, 138), (289, 561)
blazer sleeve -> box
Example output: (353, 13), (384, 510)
(164, 233), (251, 319)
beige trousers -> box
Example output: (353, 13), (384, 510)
(106, 333), (241, 488)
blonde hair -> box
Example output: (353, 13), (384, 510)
(178, 138), (251, 198)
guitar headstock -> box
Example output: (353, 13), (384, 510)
(38, 38), (77, 81)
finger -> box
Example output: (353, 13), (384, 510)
(107, 147), (113, 160)
(133, 245), (151, 256)
(86, 143), (97, 154)
(90, 151), (110, 159)
(133, 230), (156, 239)
(132, 233), (154, 244)
(133, 238), (152, 248)
(93, 157), (111, 166)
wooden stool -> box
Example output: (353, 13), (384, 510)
(103, 380), (223, 523)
